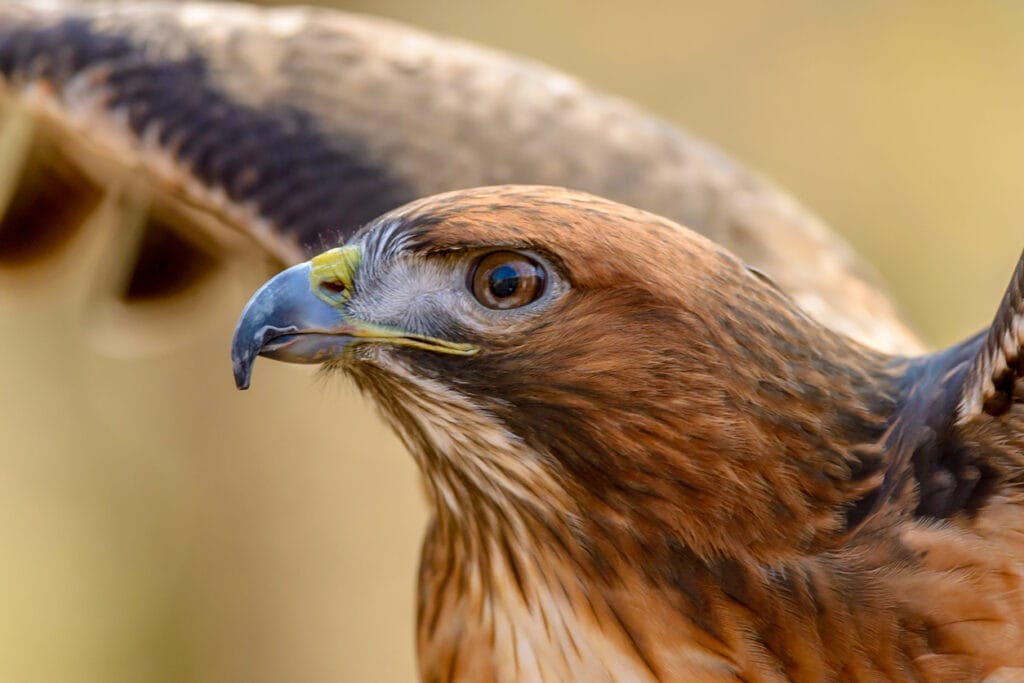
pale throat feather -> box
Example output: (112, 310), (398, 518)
(351, 356), (736, 682)
(366, 356), (570, 524)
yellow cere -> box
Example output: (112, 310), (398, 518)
(310, 245), (362, 305)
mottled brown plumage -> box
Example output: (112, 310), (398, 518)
(233, 186), (1024, 681)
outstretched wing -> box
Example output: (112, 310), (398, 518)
(0, 0), (921, 353)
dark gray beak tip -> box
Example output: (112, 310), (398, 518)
(233, 356), (253, 390)
(231, 317), (260, 390)
(230, 264), (309, 392)
(230, 261), (340, 391)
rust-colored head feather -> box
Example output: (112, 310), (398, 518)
(360, 188), (897, 557)
(233, 186), (1024, 681)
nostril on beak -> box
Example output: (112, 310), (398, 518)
(311, 271), (351, 306)
(319, 279), (347, 296)
(309, 245), (361, 305)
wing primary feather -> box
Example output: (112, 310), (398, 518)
(959, 249), (1024, 422)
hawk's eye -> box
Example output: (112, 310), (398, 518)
(468, 251), (546, 310)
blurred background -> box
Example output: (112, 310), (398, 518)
(1, 1), (1022, 682)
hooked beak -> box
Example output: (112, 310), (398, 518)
(231, 246), (477, 390)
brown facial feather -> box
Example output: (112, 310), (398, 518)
(361, 187), (899, 558)
(302, 187), (1024, 681)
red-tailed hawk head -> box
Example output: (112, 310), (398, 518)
(232, 185), (898, 561)
(231, 185), (1024, 680)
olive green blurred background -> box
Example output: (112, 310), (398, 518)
(1, 2), (1022, 682)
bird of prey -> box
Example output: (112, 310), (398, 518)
(0, 2), (1014, 682)
(233, 185), (1024, 681)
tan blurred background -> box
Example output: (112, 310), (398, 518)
(1, 2), (1022, 682)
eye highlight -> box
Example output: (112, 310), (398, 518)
(468, 251), (547, 310)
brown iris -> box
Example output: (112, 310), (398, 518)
(469, 251), (546, 309)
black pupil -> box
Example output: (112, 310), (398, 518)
(488, 263), (521, 298)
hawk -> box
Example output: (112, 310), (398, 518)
(233, 185), (1024, 681)
(0, 2), (1012, 682)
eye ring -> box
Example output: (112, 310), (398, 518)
(468, 251), (547, 310)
